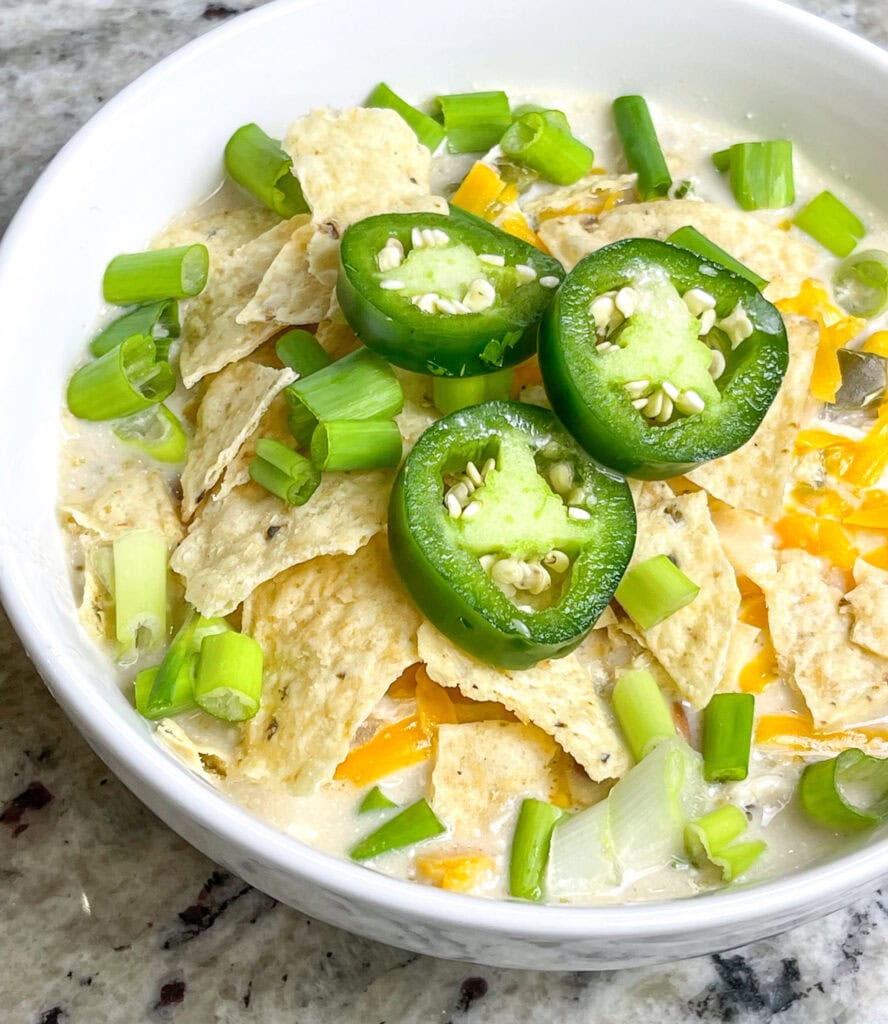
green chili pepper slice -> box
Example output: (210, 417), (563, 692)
(538, 238), (789, 479)
(388, 401), (636, 669)
(337, 209), (564, 377)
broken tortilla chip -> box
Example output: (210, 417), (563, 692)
(62, 469), (183, 548)
(846, 560), (888, 660)
(151, 204), (279, 262)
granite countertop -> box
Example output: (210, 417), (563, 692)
(4, 1), (888, 1021)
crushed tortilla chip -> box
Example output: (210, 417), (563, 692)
(62, 469), (183, 548)
(218, 391), (293, 498)
(846, 560), (888, 660)
(686, 315), (819, 518)
(522, 174), (636, 221)
(315, 320), (362, 360)
(155, 718), (232, 779)
(537, 198), (818, 301)
(151, 204), (279, 262)
(628, 488), (740, 708)
(236, 537), (422, 793)
(417, 622), (630, 781)
(718, 620), (762, 692)
(765, 550), (888, 729)
(706, 499), (778, 589)
(180, 362), (296, 520)
(170, 473), (392, 617)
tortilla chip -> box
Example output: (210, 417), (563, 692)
(537, 198), (818, 301)
(170, 471), (392, 617)
(686, 315), (819, 518)
(151, 204), (279, 261)
(180, 362), (296, 521)
(218, 391), (293, 498)
(576, 618), (679, 700)
(846, 560), (888, 660)
(155, 718), (232, 780)
(62, 469), (183, 548)
(315, 320), (362, 360)
(628, 488), (740, 708)
(755, 725), (888, 759)
(706, 499), (778, 589)
(77, 541), (114, 643)
(522, 174), (636, 221)
(718, 620), (762, 692)
(431, 721), (561, 843)
(236, 537), (422, 792)
(765, 550), (888, 729)
(417, 622), (630, 781)
(179, 216), (303, 388)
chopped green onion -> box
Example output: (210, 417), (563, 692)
(667, 225), (768, 290)
(509, 798), (563, 901)
(711, 148), (731, 173)
(612, 95), (672, 201)
(275, 329), (332, 377)
(500, 112), (594, 186)
(146, 612), (231, 716)
(287, 348), (404, 423)
(103, 245), (209, 304)
(134, 661), (196, 720)
(546, 799), (618, 899)
(67, 334), (175, 421)
(685, 805), (765, 881)
(358, 786), (397, 813)
(799, 747), (888, 831)
(436, 91), (511, 154)
(90, 300), (180, 358)
(366, 82), (446, 152)
(615, 554), (700, 629)
(717, 141), (795, 211)
(612, 669), (677, 763)
(287, 405), (318, 448)
(112, 529), (167, 662)
(113, 404), (188, 463)
(249, 439), (321, 505)
(794, 190), (865, 257)
(702, 692), (754, 783)
(672, 179), (694, 200)
(832, 250), (888, 318)
(350, 797), (445, 860)
(310, 419), (402, 472)
(510, 105), (571, 134)
(432, 368), (512, 415)
(193, 631), (264, 722)
(224, 123), (309, 218)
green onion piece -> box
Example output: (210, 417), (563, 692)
(436, 90), (511, 154)
(500, 112), (594, 186)
(672, 179), (694, 200)
(432, 368), (512, 415)
(799, 747), (888, 831)
(112, 529), (167, 661)
(546, 799), (618, 899)
(249, 441), (321, 506)
(67, 335), (175, 421)
(224, 123), (309, 218)
(509, 798), (564, 901)
(612, 669), (677, 763)
(287, 405), (318, 448)
(712, 839), (767, 881)
(832, 249), (888, 318)
(366, 82), (446, 152)
(113, 404), (188, 463)
(193, 631), (264, 722)
(684, 805), (764, 880)
(358, 786), (397, 813)
(667, 226), (768, 290)
(615, 554), (700, 629)
(287, 348), (404, 422)
(612, 95), (672, 201)
(711, 148), (731, 173)
(724, 141), (794, 211)
(275, 329), (332, 377)
(103, 245), (209, 304)
(134, 661), (196, 720)
(310, 419), (403, 472)
(702, 692), (755, 783)
(350, 797), (445, 860)
(794, 190), (865, 257)
(146, 612), (231, 715)
(510, 105), (571, 134)
(90, 299), (180, 358)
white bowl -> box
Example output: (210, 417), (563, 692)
(2, 0), (887, 971)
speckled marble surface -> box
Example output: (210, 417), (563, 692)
(4, 1), (888, 1021)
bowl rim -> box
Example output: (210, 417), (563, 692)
(3, 0), (888, 946)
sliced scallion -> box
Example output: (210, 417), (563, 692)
(249, 439), (321, 505)
(67, 335), (175, 421)
(615, 554), (700, 629)
(103, 245), (209, 304)
(193, 631), (264, 722)
(718, 141), (794, 211)
(612, 669), (677, 763)
(134, 661), (196, 720)
(90, 299), (180, 358)
(500, 112), (594, 186)
(287, 348), (404, 422)
(366, 82), (446, 152)
(113, 404), (188, 463)
(358, 786), (397, 814)
(799, 748), (888, 831)
(310, 419), (402, 472)
(509, 798), (563, 902)
(793, 190), (865, 257)
(612, 95), (672, 201)
(432, 368), (512, 415)
(667, 226), (768, 290)
(146, 612), (231, 716)
(702, 692), (755, 783)
(436, 90), (511, 154)
(275, 328), (332, 378)
(112, 529), (167, 662)
(685, 805), (765, 881)
(546, 799), (618, 899)
(224, 123), (309, 218)
(832, 249), (888, 318)
(287, 405), (318, 448)
(510, 105), (571, 134)
(350, 797), (445, 860)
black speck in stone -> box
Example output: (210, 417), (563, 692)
(326, 951), (333, 959)
(156, 980), (186, 1010)
(66, 972), (73, 980)
(1, 781), (54, 832)
(202, 3), (239, 18)
(164, 872), (250, 948)
(38, 1009), (66, 1024)
(243, 980), (252, 1008)
(457, 977), (488, 1013)
(79, 976), (93, 987)
(100, 778), (109, 786)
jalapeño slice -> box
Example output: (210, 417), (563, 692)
(388, 401), (636, 669)
(337, 209), (564, 377)
(538, 238), (789, 479)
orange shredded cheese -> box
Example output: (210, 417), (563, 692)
(415, 666), (458, 733)
(387, 663), (420, 700)
(739, 643), (779, 694)
(415, 854), (495, 893)
(334, 715), (430, 785)
(774, 511), (859, 570)
(862, 331), (888, 358)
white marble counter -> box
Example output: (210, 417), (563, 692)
(3, 1), (888, 1020)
